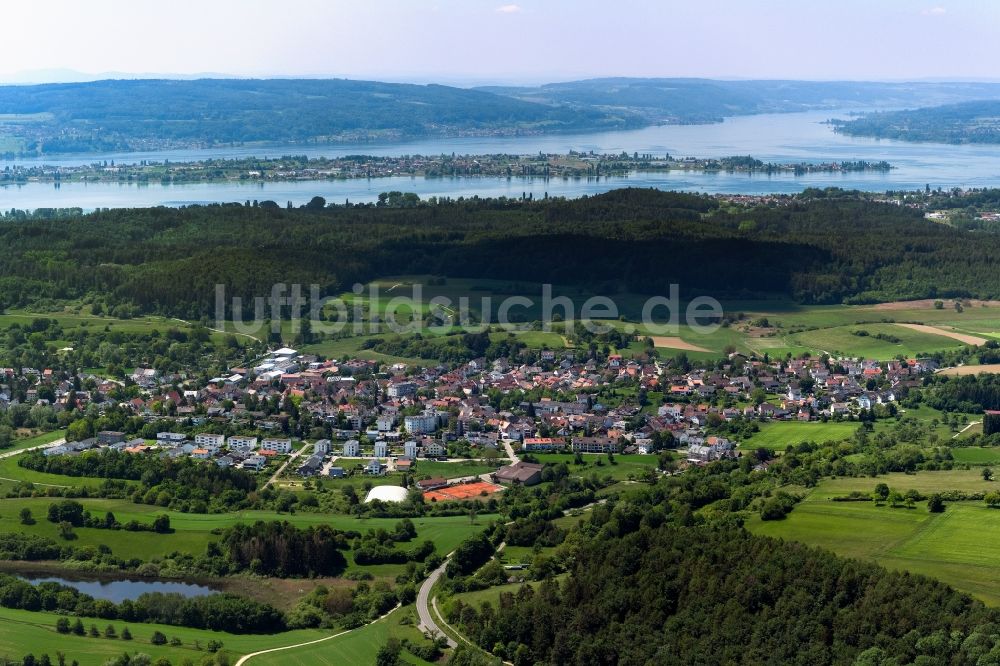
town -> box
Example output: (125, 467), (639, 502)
(5, 341), (940, 506)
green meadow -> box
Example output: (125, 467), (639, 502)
(0, 496), (486, 575)
(739, 421), (863, 450)
(529, 452), (660, 482)
(750, 470), (1000, 605)
(0, 603), (432, 666)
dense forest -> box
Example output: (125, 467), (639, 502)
(448, 524), (1000, 665)
(833, 100), (1000, 143)
(2, 189), (1000, 319)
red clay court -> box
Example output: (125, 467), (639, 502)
(423, 480), (504, 502)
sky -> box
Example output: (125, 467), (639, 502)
(2, 0), (999, 85)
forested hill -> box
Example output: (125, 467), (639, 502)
(451, 523), (999, 664)
(478, 78), (1000, 123)
(0, 78), (641, 155)
(2, 189), (1000, 318)
(6, 78), (1000, 155)
(833, 100), (1000, 144)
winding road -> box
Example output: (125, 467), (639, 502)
(417, 556), (458, 648)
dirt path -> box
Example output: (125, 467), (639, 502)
(233, 603), (401, 665)
(953, 421), (982, 439)
(642, 336), (712, 353)
(940, 364), (1000, 376)
(171, 317), (262, 343)
(894, 323), (989, 346)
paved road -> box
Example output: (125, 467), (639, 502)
(417, 556), (458, 647)
(502, 439), (519, 464)
(233, 603), (401, 666)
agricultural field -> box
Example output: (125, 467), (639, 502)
(784, 322), (965, 359)
(750, 471), (1000, 605)
(299, 283), (1000, 363)
(11, 287), (1000, 366)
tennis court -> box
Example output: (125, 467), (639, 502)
(424, 480), (504, 501)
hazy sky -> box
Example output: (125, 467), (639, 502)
(3, 0), (999, 84)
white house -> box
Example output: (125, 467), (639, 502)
(404, 440), (418, 459)
(227, 436), (258, 451)
(194, 433), (224, 452)
(374, 441), (389, 458)
(262, 438), (293, 454)
(343, 439), (360, 457)
(244, 455), (267, 471)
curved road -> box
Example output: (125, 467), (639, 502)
(417, 557), (458, 648)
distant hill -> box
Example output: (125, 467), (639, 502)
(0, 78), (642, 156)
(831, 100), (1000, 143)
(479, 78), (1000, 123)
(5, 77), (1000, 156)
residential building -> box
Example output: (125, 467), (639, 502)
(227, 436), (258, 451)
(194, 433), (225, 450)
(572, 436), (618, 454)
(495, 461), (544, 486)
(404, 413), (438, 435)
(262, 438), (292, 454)
(403, 440), (418, 459)
(97, 431), (125, 445)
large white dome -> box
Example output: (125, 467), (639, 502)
(364, 485), (409, 503)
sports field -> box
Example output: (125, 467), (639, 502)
(423, 480), (503, 502)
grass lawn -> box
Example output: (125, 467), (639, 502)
(248, 605), (434, 666)
(407, 460), (503, 480)
(0, 604), (326, 665)
(3, 430), (66, 455)
(0, 604), (433, 666)
(810, 469), (995, 499)
(531, 452), (660, 482)
(0, 455), (104, 489)
(739, 421), (862, 450)
(749, 471), (1000, 605)
(449, 580), (542, 610)
(951, 447), (1000, 465)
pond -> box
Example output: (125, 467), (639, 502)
(18, 573), (219, 603)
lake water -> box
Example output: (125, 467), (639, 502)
(18, 573), (217, 603)
(2, 109), (1000, 209)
